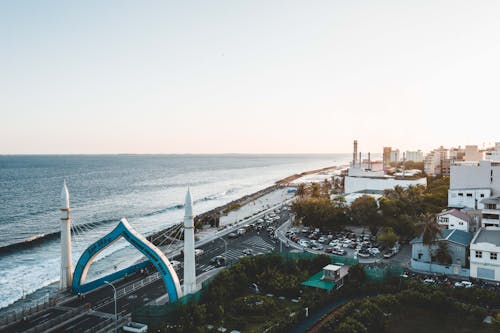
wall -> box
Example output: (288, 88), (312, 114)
(470, 241), (500, 281)
(448, 188), (491, 209)
(411, 241), (468, 267)
(437, 214), (469, 232)
(410, 259), (470, 277)
(344, 176), (427, 194)
(450, 161), (500, 196)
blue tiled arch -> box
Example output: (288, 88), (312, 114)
(72, 218), (183, 302)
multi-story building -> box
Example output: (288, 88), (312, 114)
(383, 147), (391, 169)
(449, 160), (500, 227)
(405, 150), (424, 163)
(470, 227), (500, 282)
(424, 150), (442, 176)
(390, 149), (400, 163)
(449, 146), (465, 161)
(485, 142), (500, 162)
(464, 145), (484, 162)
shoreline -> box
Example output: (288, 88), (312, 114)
(0, 164), (338, 315)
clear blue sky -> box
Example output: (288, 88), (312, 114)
(1, 0), (499, 154)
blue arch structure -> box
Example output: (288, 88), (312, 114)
(72, 218), (183, 302)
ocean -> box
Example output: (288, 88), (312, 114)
(0, 154), (350, 310)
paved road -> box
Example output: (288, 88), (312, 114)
(1, 209), (292, 333)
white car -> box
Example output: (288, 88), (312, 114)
(455, 281), (473, 288)
(299, 240), (309, 247)
(368, 248), (380, 255)
(329, 240), (339, 247)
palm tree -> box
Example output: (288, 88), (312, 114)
(416, 213), (443, 272)
(296, 183), (306, 197)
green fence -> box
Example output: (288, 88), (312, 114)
(364, 264), (404, 281)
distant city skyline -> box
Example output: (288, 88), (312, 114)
(1, 1), (499, 154)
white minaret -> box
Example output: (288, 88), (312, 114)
(59, 180), (73, 290)
(183, 188), (197, 295)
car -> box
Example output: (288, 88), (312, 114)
(298, 240), (309, 247)
(318, 236), (327, 244)
(324, 247), (333, 253)
(170, 260), (182, 270)
(242, 249), (253, 255)
(455, 281), (473, 288)
(357, 249), (371, 258)
(349, 243), (357, 249)
(228, 232), (239, 239)
(368, 248), (380, 255)
(332, 249), (347, 256)
(194, 249), (204, 257)
(423, 278), (435, 284)
(209, 255), (226, 266)
(383, 250), (395, 258)
(329, 240), (339, 247)
(311, 244), (323, 251)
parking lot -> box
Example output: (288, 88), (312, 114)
(284, 226), (402, 262)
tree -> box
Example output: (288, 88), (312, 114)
(321, 179), (331, 197)
(333, 317), (367, 333)
(310, 183), (322, 198)
(291, 197), (346, 231)
(435, 240), (452, 265)
(296, 183), (306, 197)
(416, 213), (443, 272)
(377, 227), (398, 249)
(350, 195), (380, 235)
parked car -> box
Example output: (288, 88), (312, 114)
(310, 243), (322, 250)
(332, 249), (347, 256)
(357, 249), (370, 258)
(194, 249), (204, 257)
(383, 250), (396, 258)
(423, 278), (435, 284)
(454, 281), (473, 288)
(242, 248), (253, 255)
(368, 248), (380, 255)
(228, 232), (239, 239)
(324, 247), (333, 253)
(299, 239), (310, 247)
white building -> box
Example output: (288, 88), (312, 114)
(470, 227), (500, 282)
(405, 150), (424, 163)
(485, 142), (500, 162)
(437, 209), (473, 232)
(390, 149), (400, 163)
(464, 145), (484, 162)
(344, 175), (427, 194)
(449, 160), (500, 209)
(481, 196), (500, 227)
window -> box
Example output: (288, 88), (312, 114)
(459, 222), (463, 225)
(458, 193), (464, 197)
(486, 204), (497, 210)
(480, 194), (485, 198)
(466, 193), (472, 197)
(491, 253), (497, 260)
(475, 251), (483, 258)
(439, 217), (449, 223)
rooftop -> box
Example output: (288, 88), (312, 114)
(438, 209), (471, 222)
(473, 228), (500, 247)
(411, 229), (473, 247)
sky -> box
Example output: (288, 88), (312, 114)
(1, 0), (499, 154)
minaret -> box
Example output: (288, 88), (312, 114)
(60, 180), (73, 290)
(183, 188), (197, 295)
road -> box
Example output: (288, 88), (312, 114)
(0, 208), (291, 333)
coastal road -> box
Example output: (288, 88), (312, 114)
(1, 210), (292, 333)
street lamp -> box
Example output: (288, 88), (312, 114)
(220, 237), (227, 266)
(104, 281), (117, 333)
